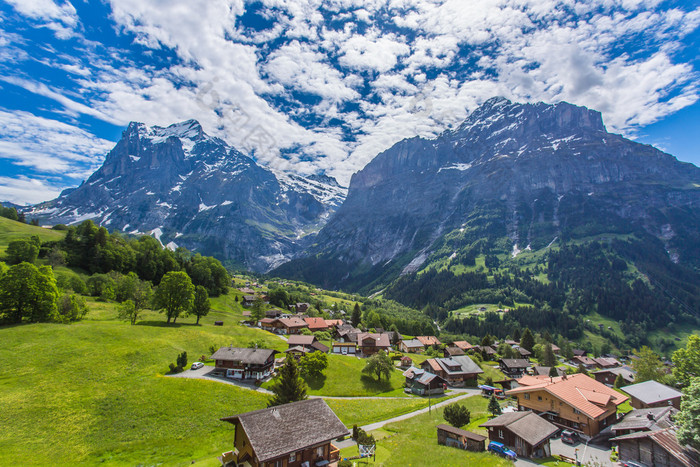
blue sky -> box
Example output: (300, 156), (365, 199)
(0, 0), (698, 204)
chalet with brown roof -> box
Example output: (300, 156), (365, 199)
(506, 373), (628, 437)
(403, 367), (446, 395)
(416, 336), (441, 347)
(260, 317), (309, 335)
(611, 428), (699, 467)
(551, 344), (560, 355)
(293, 302), (310, 314)
(610, 406), (677, 436)
(573, 355), (597, 369)
(331, 342), (357, 355)
(356, 332), (391, 355)
(211, 347), (278, 380)
(444, 346), (465, 357)
(324, 319), (343, 330)
(480, 411), (559, 458)
(452, 341), (473, 352)
(593, 357), (621, 369)
(516, 347), (532, 359)
(287, 335), (329, 354)
(420, 356), (483, 387)
(242, 295), (257, 307)
(220, 398), (349, 467)
(303, 317), (329, 332)
(436, 424), (486, 452)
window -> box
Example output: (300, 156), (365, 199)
(274, 461), (283, 467)
(498, 429), (504, 439)
(573, 408), (581, 415)
(290, 452), (296, 462)
(316, 446), (324, 457)
(524, 393), (530, 400)
(537, 396), (543, 401)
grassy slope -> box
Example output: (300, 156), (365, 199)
(0, 216), (65, 254)
(0, 292), (446, 465)
(340, 397), (512, 467)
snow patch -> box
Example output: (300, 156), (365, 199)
(221, 200), (233, 206)
(165, 241), (178, 251)
(438, 163), (473, 173)
(199, 203), (215, 212)
(129, 155), (141, 162)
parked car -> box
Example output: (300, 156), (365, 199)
(561, 429), (580, 444)
(488, 441), (517, 460)
(191, 362), (204, 370)
(620, 462), (647, 467)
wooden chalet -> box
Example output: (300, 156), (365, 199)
(610, 406), (677, 437)
(593, 357), (621, 369)
(331, 342), (357, 355)
(403, 367), (446, 395)
(420, 356), (483, 387)
(452, 341), (474, 352)
(416, 336), (441, 347)
(399, 338), (424, 353)
(287, 335), (329, 353)
(242, 295), (257, 307)
(506, 373), (628, 438)
(260, 317), (309, 335)
(211, 347), (278, 380)
(621, 380), (683, 410)
(573, 355), (597, 369)
(436, 424), (486, 452)
(220, 398), (349, 467)
(593, 366), (635, 387)
(499, 359), (531, 378)
(356, 332), (391, 356)
(611, 428), (699, 467)
(443, 346), (466, 357)
(480, 411), (558, 458)
(303, 317), (329, 332)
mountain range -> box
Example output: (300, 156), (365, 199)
(27, 120), (346, 271)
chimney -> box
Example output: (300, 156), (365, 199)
(647, 413), (655, 421)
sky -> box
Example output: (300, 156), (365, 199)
(0, 0), (699, 205)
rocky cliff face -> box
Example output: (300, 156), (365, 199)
(275, 97), (700, 290)
(28, 120), (345, 271)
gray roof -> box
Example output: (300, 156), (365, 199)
(500, 359), (531, 369)
(211, 347), (277, 365)
(610, 428), (700, 467)
(481, 411), (558, 447)
(533, 366), (565, 377)
(288, 335), (316, 346)
(401, 339), (424, 348)
(415, 371), (445, 386)
(611, 407), (677, 432)
(593, 366), (635, 382)
(621, 380), (682, 404)
(221, 399), (349, 463)
(436, 356), (483, 375)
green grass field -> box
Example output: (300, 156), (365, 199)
(0, 216), (66, 255)
(0, 291), (452, 465)
(340, 397), (512, 466)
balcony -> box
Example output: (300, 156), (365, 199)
(329, 444), (340, 463)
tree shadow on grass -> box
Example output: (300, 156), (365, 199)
(360, 374), (394, 393)
(136, 320), (200, 328)
(304, 374), (327, 391)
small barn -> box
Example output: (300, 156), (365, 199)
(436, 424), (486, 452)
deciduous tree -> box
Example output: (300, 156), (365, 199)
(0, 262), (58, 323)
(363, 350), (393, 382)
(192, 285), (210, 325)
(672, 336), (700, 389)
(299, 351), (328, 378)
(676, 377), (700, 451)
(631, 346), (665, 383)
(153, 271), (194, 323)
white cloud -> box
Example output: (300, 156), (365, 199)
(0, 176), (64, 205)
(338, 30), (410, 72)
(0, 110), (114, 178)
(4, 0), (79, 39)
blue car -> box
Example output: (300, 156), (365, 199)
(488, 441), (518, 460)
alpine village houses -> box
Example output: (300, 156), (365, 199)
(211, 347), (278, 380)
(220, 398), (349, 467)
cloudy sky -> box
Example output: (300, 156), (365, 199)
(0, 0), (699, 204)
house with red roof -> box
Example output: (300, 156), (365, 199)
(303, 317), (329, 332)
(506, 373), (628, 438)
(416, 335), (441, 347)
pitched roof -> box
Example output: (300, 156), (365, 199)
(424, 359), (442, 373)
(278, 317), (308, 328)
(416, 336), (441, 346)
(324, 319), (343, 327)
(594, 357), (620, 367)
(221, 399), (349, 463)
(401, 339), (424, 348)
(452, 341), (473, 351)
(611, 428), (700, 467)
(445, 346), (466, 356)
(533, 366), (566, 377)
(573, 356), (597, 365)
(621, 380), (682, 404)
(480, 412), (559, 447)
(356, 332), (391, 348)
(435, 356), (483, 375)
(211, 347), (277, 365)
(437, 424), (486, 442)
(304, 317), (328, 330)
(593, 366), (635, 382)
(287, 335), (316, 346)
(500, 359), (531, 369)
(415, 371), (445, 386)
(507, 374), (628, 419)
(611, 407), (677, 432)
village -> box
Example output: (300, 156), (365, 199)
(175, 279), (698, 467)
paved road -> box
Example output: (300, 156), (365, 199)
(168, 366), (274, 394)
(550, 438), (615, 466)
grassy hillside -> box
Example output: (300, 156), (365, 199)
(0, 216), (65, 255)
(0, 291), (448, 465)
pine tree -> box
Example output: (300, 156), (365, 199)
(520, 328), (535, 352)
(543, 343), (556, 367)
(443, 404), (471, 428)
(488, 395), (502, 416)
(351, 303), (362, 327)
(614, 373), (625, 388)
(268, 357), (308, 407)
(548, 366), (559, 377)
